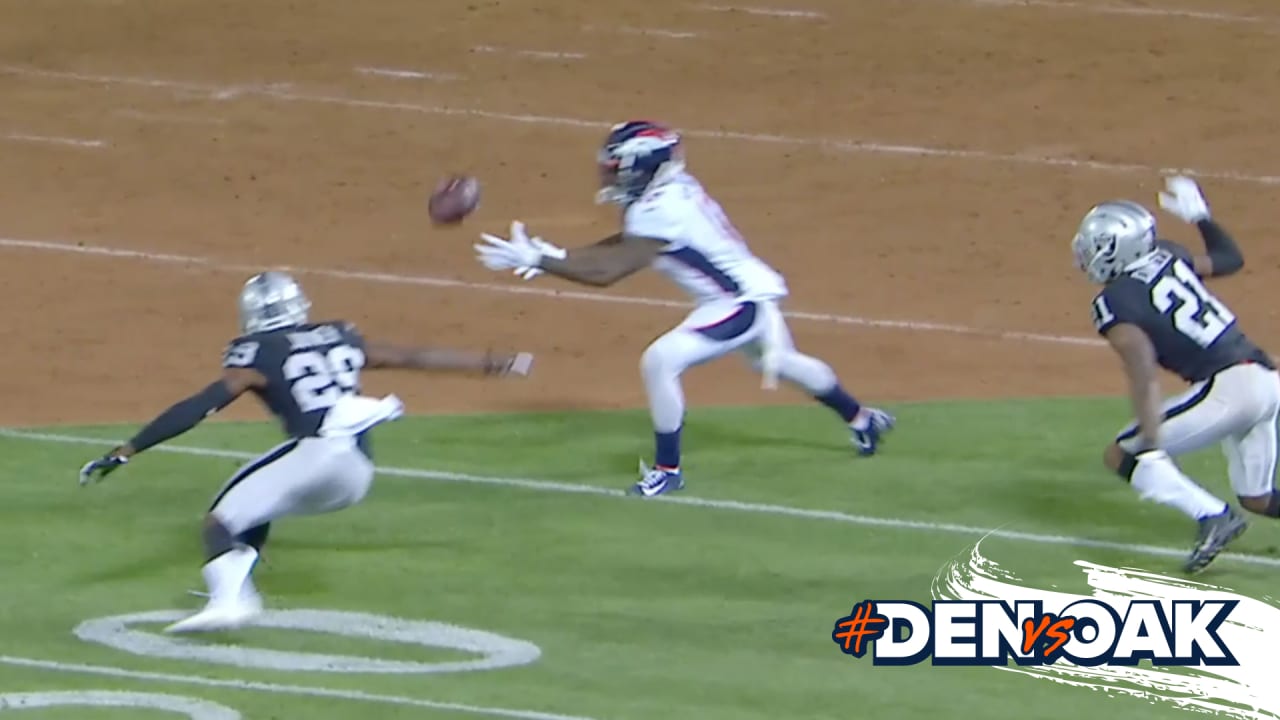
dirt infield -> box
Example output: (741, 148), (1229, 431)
(2, 0), (1278, 426)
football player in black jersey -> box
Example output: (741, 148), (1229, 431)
(79, 271), (533, 632)
(1073, 176), (1279, 573)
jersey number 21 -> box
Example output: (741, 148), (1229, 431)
(1153, 262), (1236, 347)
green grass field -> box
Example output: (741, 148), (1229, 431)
(1, 398), (1277, 719)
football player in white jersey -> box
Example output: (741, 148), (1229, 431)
(474, 121), (894, 496)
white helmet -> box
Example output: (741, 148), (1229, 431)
(1072, 200), (1157, 284)
(238, 271), (310, 334)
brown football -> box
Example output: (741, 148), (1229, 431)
(428, 175), (481, 225)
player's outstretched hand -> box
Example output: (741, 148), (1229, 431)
(1157, 176), (1210, 224)
(484, 351), (535, 377)
(476, 221), (564, 278)
(79, 451), (129, 486)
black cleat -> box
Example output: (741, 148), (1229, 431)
(1185, 507), (1248, 574)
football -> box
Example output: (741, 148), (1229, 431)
(428, 175), (481, 224)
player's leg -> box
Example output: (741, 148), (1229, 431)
(200, 438), (302, 596)
(636, 301), (762, 496)
(168, 438), (371, 633)
(1221, 367), (1280, 517)
(1103, 368), (1265, 571)
(1104, 379), (1231, 521)
(739, 306), (893, 454)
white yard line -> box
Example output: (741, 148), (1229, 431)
(584, 24), (701, 38)
(0, 235), (1106, 348)
(5, 428), (1278, 569)
(4, 133), (106, 148)
(617, 26), (701, 38)
(355, 66), (459, 81)
(472, 46), (587, 60)
(697, 4), (826, 19)
(965, 0), (1275, 25)
(0, 655), (595, 720)
(3, 64), (1278, 186)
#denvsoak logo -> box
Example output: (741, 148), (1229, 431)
(830, 542), (1280, 720)
(831, 597), (1238, 667)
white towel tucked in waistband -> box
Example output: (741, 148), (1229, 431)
(319, 394), (405, 437)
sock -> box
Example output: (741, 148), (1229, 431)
(202, 517), (237, 562)
(1129, 453), (1228, 520)
(1264, 491), (1280, 518)
(201, 546), (259, 602)
(237, 523), (271, 553)
(816, 385), (862, 425)
(655, 428), (681, 470)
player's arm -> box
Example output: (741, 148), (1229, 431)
(364, 342), (532, 376)
(1103, 323), (1163, 451)
(535, 234), (665, 287)
(1157, 176), (1243, 278)
(1187, 220), (1243, 278)
(78, 367), (264, 484)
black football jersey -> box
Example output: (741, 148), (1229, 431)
(222, 320), (368, 438)
(1091, 241), (1271, 383)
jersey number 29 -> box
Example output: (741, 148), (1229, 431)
(1153, 262), (1236, 347)
(285, 345), (366, 413)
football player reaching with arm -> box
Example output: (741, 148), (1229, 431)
(482, 224), (665, 289)
(474, 121), (894, 499)
(80, 340), (531, 476)
(1076, 177), (1280, 573)
(1154, 175), (1243, 279)
(535, 233), (665, 287)
(77, 272), (534, 634)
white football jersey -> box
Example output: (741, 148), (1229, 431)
(623, 172), (788, 305)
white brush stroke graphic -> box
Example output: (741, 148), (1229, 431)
(933, 541), (1280, 719)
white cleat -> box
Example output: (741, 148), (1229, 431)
(164, 588), (263, 634)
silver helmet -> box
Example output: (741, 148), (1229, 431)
(238, 271), (311, 334)
(1072, 200), (1157, 284)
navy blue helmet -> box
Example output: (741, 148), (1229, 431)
(596, 120), (685, 207)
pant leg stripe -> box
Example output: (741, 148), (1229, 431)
(1116, 378), (1216, 443)
(209, 438), (301, 511)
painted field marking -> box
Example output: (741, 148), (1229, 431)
(77, 609), (541, 674)
(356, 66), (459, 81)
(618, 25), (701, 38)
(585, 24), (701, 38)
(472, 46), (587, 60)
(698, 4), (826, 18)
(966, 0), (1275, 25)
(5, 428), (1278, 569)
(4, 133), (106, 148)
(4, 64), (1279, 186)
(0, 691), (241, 719)
(0, 235), (1106, 348)
(0, 655), (595, 720)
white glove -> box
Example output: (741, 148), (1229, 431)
(513, 236), (565, 280)
(1157, 176), (1211, 223)
(474, 221), (565, 274)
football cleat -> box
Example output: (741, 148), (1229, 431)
(631, 460), (685, 498)
(851, 407), (895, 456)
